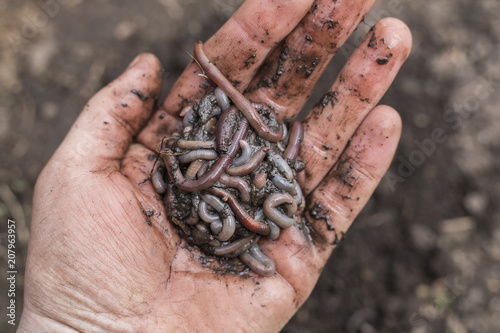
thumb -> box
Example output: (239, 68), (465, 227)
(51, 53), (163, 172)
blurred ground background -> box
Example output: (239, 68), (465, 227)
(1, 0), (499, 332)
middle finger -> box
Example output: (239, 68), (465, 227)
(245, 0), (376, 120)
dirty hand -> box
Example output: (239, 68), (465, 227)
(20, 0), (411, 332)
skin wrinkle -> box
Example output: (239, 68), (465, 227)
(107, 109), (137, 138)
(38, 231), (138, 332)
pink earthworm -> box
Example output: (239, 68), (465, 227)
(219, 173), (251, 203)
(177, 149), (218, 164)
(208, 187), (270, 236)
(194, 41), (284, 142)
(185, 160), (205, 180)
(177, 140), (216, 150)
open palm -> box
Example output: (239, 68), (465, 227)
(20, 0), (411, 332)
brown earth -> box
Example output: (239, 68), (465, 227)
(1, 0), (499, 332)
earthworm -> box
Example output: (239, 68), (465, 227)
(177, 140), (216, 150)
(219, 174), (251, 203)
(267, 150), (294, 180)
(194, 41), (284, 142)
(200, 193), (225, 212)
(280, 122), (288, 142)
(164, 117), (249, 192)
(185, 159), (205, 179)
(197, 161), (209, 177)
(152, 165), (166, 194)
(216, 105), (238, 153)
(272, 174), (295, 192)
(198, 199), (220, 223)
(211, 106), (222, 117)
(239, 244), (276, 276)
(283, 122), (304, 160)
(291, 180), (303, 206)
(254, 209), (280, 241)
(215, 87), (230, 111)
(213, 233), (258, 257)
(210, 220), (223, 234)
(208, 187), (270, 235)
(217, 214), (236, 242)
(263, 193), (297, 228)
(209, 239), (221, 247)
(253, 173), (267, 189)
(200, 193), (235, 241)
(266, 219), (280, 241)
(226, 147), (270, 176)
(232, 140), (252, 166)
(178, 149), (218, 164)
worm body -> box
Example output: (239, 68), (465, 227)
(151, 166), (167, 194)
(267, 150), (294, 180)
(198, 200), (220, 223)
(239, 244), (276, 276)
(219, 174), (251, 203)
(283, 122), (304, 160)
(263, 193), (297, 228)
(227, 147), (270, 176)
(213, 234), (257, 257)
(215, 87), (230, 111)
(272, 174), (295, 192)
(232, 140), (252, 167)
(178, 149), (218, 164)
(209, 187), (270, 235)
(177, 140), (216, 150)
(253, 173), (267, 189)
(194, 42), (284, 142)
(153, 41), (306, 276)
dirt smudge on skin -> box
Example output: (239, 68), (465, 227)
(131, 89), (150, 101)
(273, 43), (290, 82)
(309, 201), (335, 231)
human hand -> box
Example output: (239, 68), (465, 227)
(20, 0), (411, 332)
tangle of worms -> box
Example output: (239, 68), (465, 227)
(153, 41), (306, 276)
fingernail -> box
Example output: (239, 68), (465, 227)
(127, 54), (143, 69)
